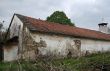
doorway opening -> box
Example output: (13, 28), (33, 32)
(0, 45), (3, 61)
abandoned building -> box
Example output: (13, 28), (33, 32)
(1, 14), (110, 61)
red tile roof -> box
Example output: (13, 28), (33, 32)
(15, 14), (110, 41)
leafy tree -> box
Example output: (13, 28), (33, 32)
(46, 11), (75, 26)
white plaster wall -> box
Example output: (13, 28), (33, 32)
(31, 32), (110, 56)
(81, 39), (110, 53)
(9, 15), (23, 38)
(4, 45), (18, 61)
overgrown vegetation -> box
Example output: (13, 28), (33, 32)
(0, 52), (110, 71)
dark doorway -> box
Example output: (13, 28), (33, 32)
(0, 44), (3, 61)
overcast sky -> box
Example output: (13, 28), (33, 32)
(0, 0), (110, 30)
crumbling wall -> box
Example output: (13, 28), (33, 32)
(18, 27), (47, 60)
(31, 32), (110, 58)
(66, 40), (81, 58)
(31, 32), (81, 58)
(18, 26), (110, 59)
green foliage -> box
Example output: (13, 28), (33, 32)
(46, 11), (75, 26)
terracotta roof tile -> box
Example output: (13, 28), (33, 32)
(16, 14), (110, 41)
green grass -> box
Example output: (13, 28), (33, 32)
(0, 52), (110, 71)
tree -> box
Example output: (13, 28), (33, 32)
(0, 22), (3, 30)
(46, 11), (75, 26)
(0, 21), (5, 43)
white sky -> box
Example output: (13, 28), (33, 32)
(0, 0), (110, 30)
